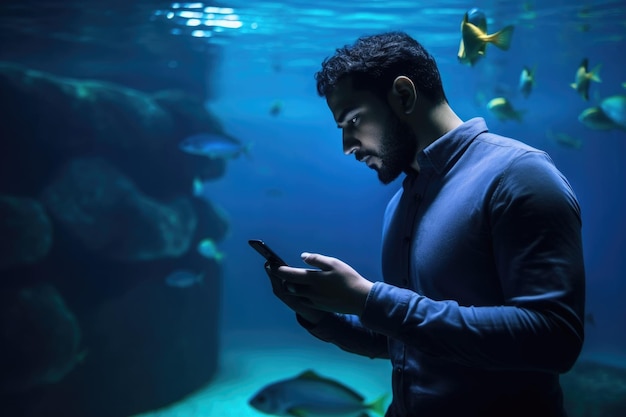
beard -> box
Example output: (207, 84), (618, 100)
(376, 114), (417, 185)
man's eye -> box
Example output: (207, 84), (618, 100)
(350, 115), (359, 125)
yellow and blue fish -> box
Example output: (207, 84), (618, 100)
(458, 9), (514, 66)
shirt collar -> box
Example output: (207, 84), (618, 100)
(418, 117), (489, 175)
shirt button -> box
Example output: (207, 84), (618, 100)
(395, 367), (403, 374)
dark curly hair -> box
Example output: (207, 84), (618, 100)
(315, 31), (447, 104)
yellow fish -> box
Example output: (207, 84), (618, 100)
(487, 97), (524, 122)
(570, 58), (601, 101)
(458, 12), (515, 66)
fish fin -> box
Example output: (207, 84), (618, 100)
(288, 408), (308, 417)
(192, 177), (204, 197)
(366, 393), (389, 416)
(296, 370), (366, 401)
(297, 370), (319, 379)
(487, 25), (515, 50)
(457, 39), (466, 60)
(243, 141), (254, 160)
(589, 64), (602, 82)
(580, 58), (589, 71)
(570, 82), (579, 91)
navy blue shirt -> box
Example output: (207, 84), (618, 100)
(300, 118), (585, 417)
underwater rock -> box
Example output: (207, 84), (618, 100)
(562, 359), (626, 416)
(41, 157), (197, 261)
(0, 62), (227, 197)
(7, 269), (221, 417)
(0, 283), (82, 394)
(0, 61), (173, 150)
(0, 195), (52, 270)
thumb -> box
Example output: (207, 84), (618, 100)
(300, 252), (333, 270)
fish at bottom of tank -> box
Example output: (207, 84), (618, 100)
(248, 369), (388, 417)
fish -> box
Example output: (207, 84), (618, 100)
(270, 100), (283, 116)
(546, 129), (582, 150)
(570, 58), (601, 101)
(458, 9), (514, 66)
(457, 8), (487, 66)
(577, 107), (621, 131)
(192, 177), (204, 197)
(179, 132), (252, 159)
(599, 94), (626, 128)
(487, 97), (524, 122)
(165, 270), (204, 288)
(197, 238), (224, 261)
(248, 370), (388, 417)
(519, 66), (536, 98)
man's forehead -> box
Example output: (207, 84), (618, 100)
(327, 77), (373, 122)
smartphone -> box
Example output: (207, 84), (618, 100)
(248, 239), (288, 266)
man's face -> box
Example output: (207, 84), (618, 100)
(327, 77), (417, 184)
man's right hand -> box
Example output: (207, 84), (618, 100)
(264, 262), (328, 325)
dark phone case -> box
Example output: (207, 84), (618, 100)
(248, 239), (288, 266)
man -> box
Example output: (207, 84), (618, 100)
(263, 32), (585, 417)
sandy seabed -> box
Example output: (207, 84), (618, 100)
(133, 329), (392, 417)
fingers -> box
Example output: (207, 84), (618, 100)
(300, 252), (335, 270)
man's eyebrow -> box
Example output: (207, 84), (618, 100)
(336, 107), (358, 126)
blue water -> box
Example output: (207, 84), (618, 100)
(198, 0), (626, 355)
(2, 0), (625, 415)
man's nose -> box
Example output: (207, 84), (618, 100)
(343, 134), (360, 155)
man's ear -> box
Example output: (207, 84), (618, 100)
(388, 76), (417, 115)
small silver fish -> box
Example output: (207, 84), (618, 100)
(164, 270), (204, 288)
(248, 370), (387, 417)
(546, 129), (582, 150)
(179, 132), (251, 159)
(519, 66), (536, 98)
(197, 238), (224, 262)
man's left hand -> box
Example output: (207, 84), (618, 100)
(271, 252), (374, 316)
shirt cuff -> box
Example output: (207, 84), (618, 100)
(360, 281), (416, 336)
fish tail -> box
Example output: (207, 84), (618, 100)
(243, 141), (254, 159)
(515, 109), (526, 122)
(488, 25), (515, 50)
(366, 393), (389, 416)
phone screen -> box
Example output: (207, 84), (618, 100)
(248, 239), (288, 266)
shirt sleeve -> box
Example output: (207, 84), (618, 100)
(296, 313), (390, 359)
(360, 152), (585, 373)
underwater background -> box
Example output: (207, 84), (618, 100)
(0, 0), (625, 416)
